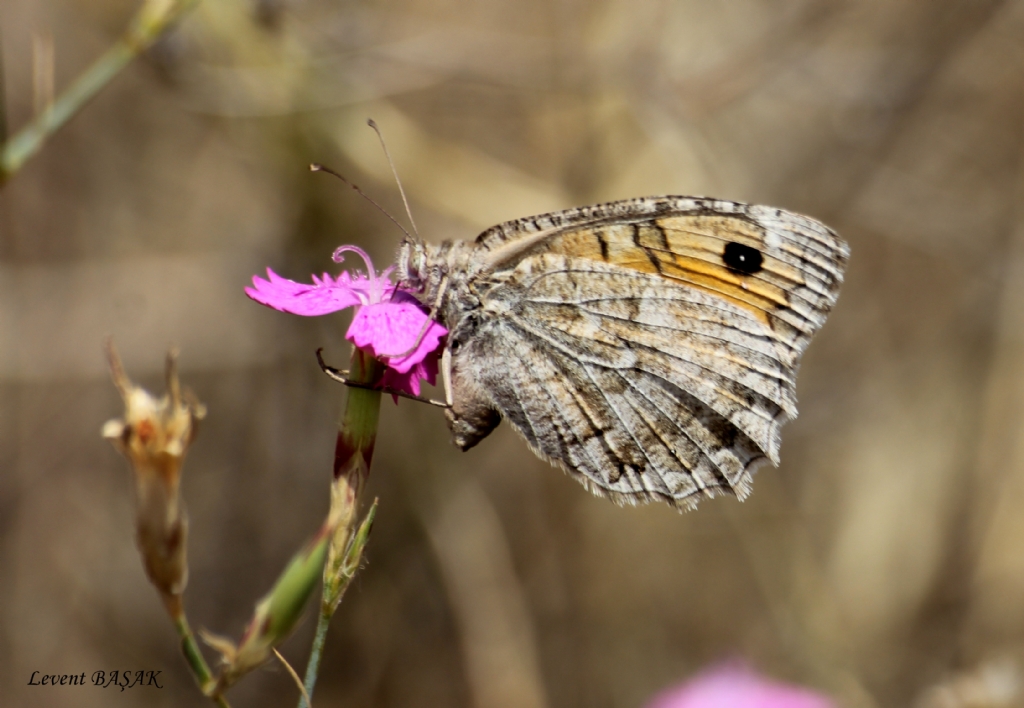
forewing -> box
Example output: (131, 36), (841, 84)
(475, 196), (848, 365)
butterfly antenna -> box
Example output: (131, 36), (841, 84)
(309, 163), (412, 241)
(367, 118), (420, 241)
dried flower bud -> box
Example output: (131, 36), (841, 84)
(102, 342), (205, 614)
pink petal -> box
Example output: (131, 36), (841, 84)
(347, 301), (447, 374)
(381, 349), (440, 401)
(245, 268), (382, 316)
(646, 664), (834, 708)
(246, 251), (448, 405)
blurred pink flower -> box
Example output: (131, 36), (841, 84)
(646, 664), (835, 708)
(246, 245), (446, 398)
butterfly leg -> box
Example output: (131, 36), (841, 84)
(442, 347), (454, 406)
(315, 349), (448, 407)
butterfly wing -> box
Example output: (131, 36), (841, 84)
(445, 197), (848, 508)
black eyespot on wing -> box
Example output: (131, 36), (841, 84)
(723, 241), (763, 274)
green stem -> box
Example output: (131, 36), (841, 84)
(299, 347), (383, 708)
(0, 40), (132, 181)
(174, 611), (232, 708)
(335, 348), (385, 471)
(299, 606), (333, 708)
(0, 26), (8, 145)
(0, 0), (198, 185)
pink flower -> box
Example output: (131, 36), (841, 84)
(246, 245), (447, 399)
(646, 664), (835, 708)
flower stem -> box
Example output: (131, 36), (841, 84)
(300, 606), (332, 708)
(172, 609), (231, 707)
(0, 30), (8, 145)
(333, 347), (385, 482)
(299, 347), (383, 708)
(0, 0), (198, 186)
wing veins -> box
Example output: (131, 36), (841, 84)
(510, 317), (787, 429)
(519, 342), (619, 484)
(576, 306), (796, 380)
(613, 369), (733, 495)
(573, 363), (666, 499)
(522, 265), (824, 337)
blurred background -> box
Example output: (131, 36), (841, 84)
(3, 1), (1024, 706)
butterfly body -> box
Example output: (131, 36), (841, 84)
(398, 196), (848, 509)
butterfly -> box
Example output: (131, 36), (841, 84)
(397, 196), (848, 509)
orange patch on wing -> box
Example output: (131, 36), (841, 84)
(545, 217), (796, 325)
(652, 217), (791, 323)
(547, 229), (607, 261)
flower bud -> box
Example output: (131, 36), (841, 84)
(202, 523), (332, 693)
(102, 343), (205, 614)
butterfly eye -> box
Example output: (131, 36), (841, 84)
(722, 241), (764, 275)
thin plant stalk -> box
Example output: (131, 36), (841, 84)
(299, 347), (383, 708)
(301, 612), (331, 708)
(173, 611), (230, 708)
(0, 28), (8, 144)
(0, 0), (198, 185)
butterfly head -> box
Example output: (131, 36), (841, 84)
(397, 237), (429, 295)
